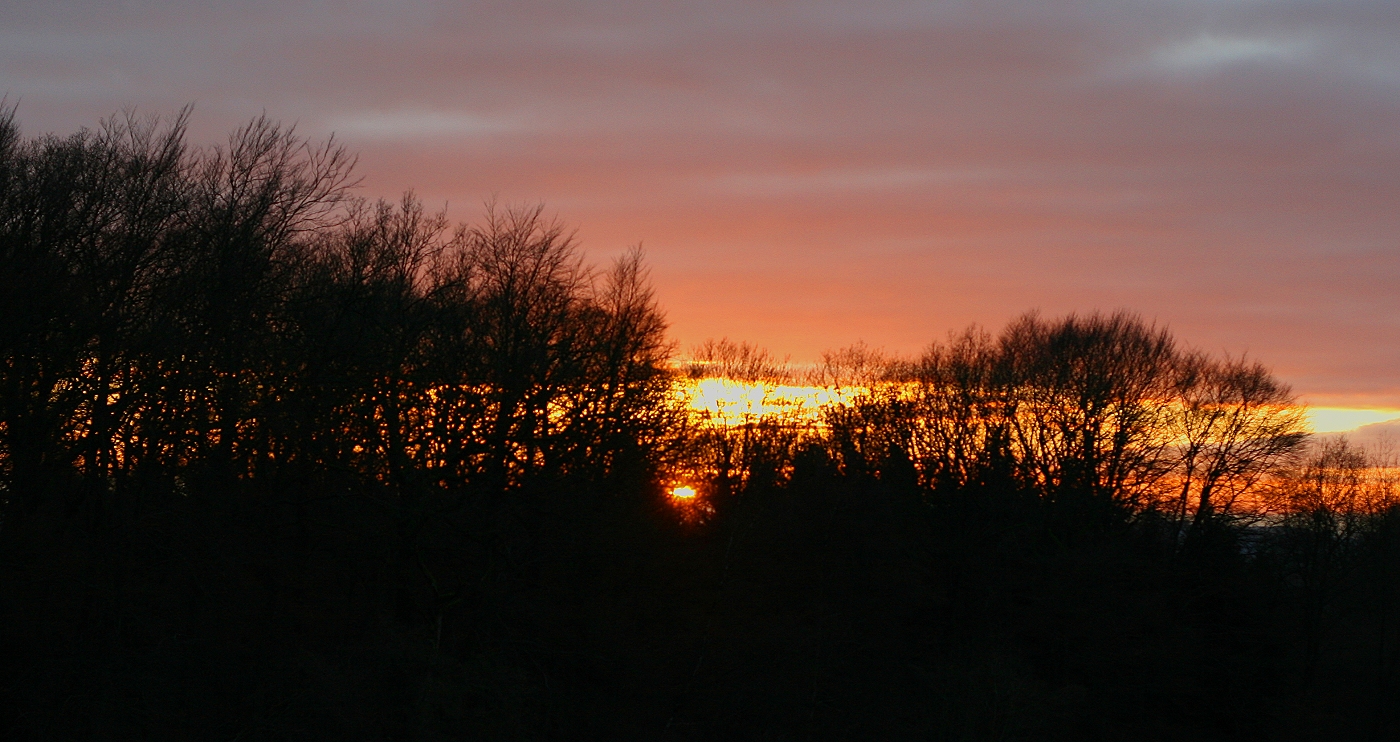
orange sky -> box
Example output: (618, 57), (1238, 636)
(4, 0), (1398, 408)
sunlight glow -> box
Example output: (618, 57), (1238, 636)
(679, 377), (857, 427)
(676, 376), (1395, 439)
(670, 486), (697, 499)
(1306, 408), (1400, 434)
(680, 374), (1400, 435)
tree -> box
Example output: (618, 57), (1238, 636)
(1271, 438), (1397, 686)
(172, 115), (356, 474)
(1167, 352), (1309, 545)
(909, 327), (1008, 493)
(0, 108), (197, 511)
(996, 311), (1179, 528)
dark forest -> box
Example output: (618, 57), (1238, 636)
(2, 110), (1398, 741)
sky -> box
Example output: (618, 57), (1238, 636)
(3, 0), (1398, 418)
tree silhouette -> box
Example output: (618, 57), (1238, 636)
(5, 107), (1395, 741)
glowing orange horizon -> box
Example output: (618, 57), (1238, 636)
(677, 375), (1399, 437)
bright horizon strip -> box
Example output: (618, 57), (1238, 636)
(1305, 408), (1400, 434)
(681, 378), (854, 421)
(681, 377), (1400, 436)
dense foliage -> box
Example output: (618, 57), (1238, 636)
(2, 109), (1398, 741)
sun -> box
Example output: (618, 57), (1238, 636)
(670, 485), (697, 499)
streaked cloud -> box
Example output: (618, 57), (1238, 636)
(1153, 33), (1312, 71)
(325, 110), (524, 139)
(706, 168), (1011, 196)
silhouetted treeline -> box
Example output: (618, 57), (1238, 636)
(2, 109), (1398, 741)
(0, 107), (673, 494)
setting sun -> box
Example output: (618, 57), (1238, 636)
(669, 486), (697, 499)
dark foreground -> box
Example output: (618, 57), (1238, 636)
(3, 469), (1398, 741)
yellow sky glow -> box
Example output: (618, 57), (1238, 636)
(1305, 408), (1400, 434)
(682, 378), (851, 423)
(682, 378), (1400, 436)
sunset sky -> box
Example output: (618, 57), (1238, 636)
(4, 0), (1398, 419)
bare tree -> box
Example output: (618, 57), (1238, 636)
(813, 342), (909, 480)
(1167, 352), (1309, 544)
(1270, 438), (1394, 685)
(176, 115), (357, 472)
(0, 108), (195, 505)
(909, 327), (1006, 492)
(996, 311), (1179, 528)
(688, 338), (786, 384)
